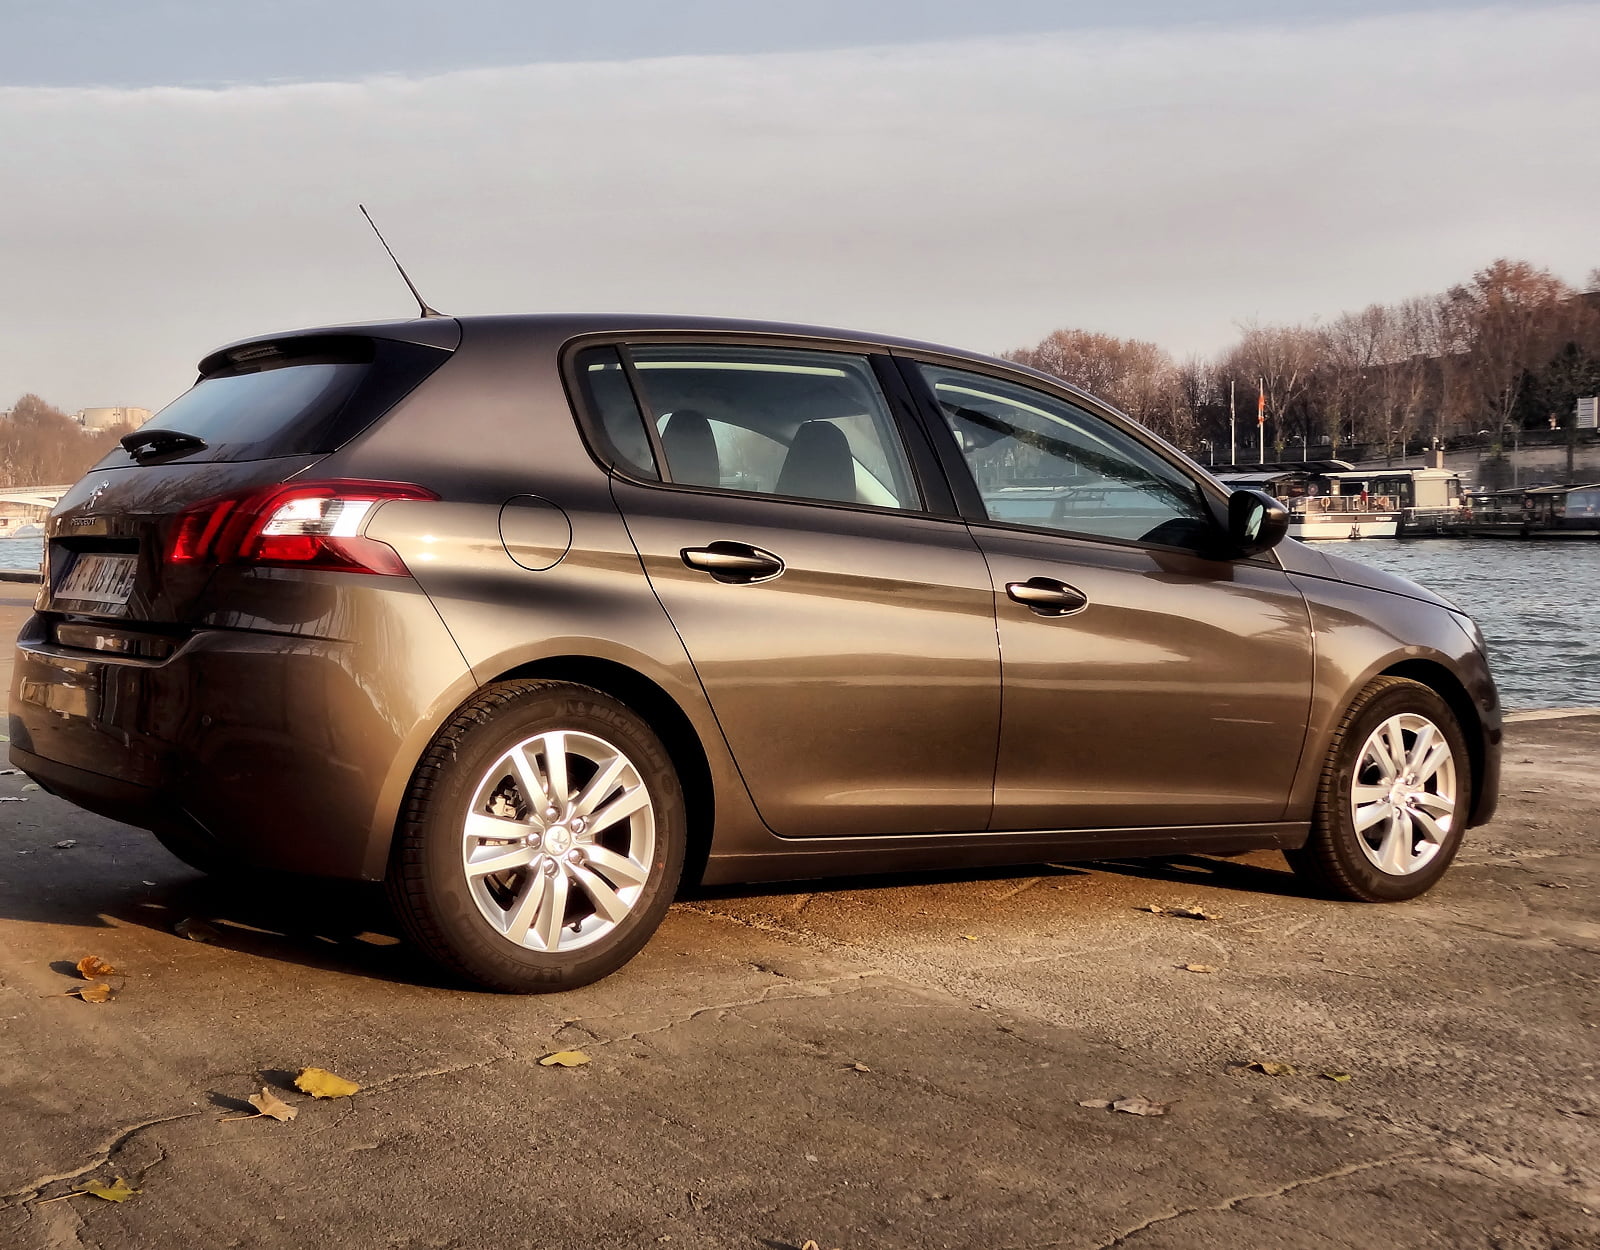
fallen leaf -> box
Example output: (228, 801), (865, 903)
(1138, 904), (1167, 914)
(81, 1177), (139, 1202)
(224, 1088), (299, 1122)
(295, 1067), (361, 1098)
(1321, 1072), (1354, 1083)
(1248, 1061), (1298, 1076)
(22, 783), (40, 791)
(538, 1050), (591, 1068)
(76, 954), (117, 979)
(173, 917), (221, 944)
(0, 797), (27, 803)
(1181, 963), (1218, 974)
(53, 839), (76, 848)
(1169, 904), (1219, 920)
(72, 983), (114, 1003)
(0, 767), (17, 775)
(1112, 1096), (1174, 1117)
(851, 1062), (872, 1073)
(1537, 882), (1570, 889)
(961, 934), (978, 941)
(1077, 1098), (1115, 1109)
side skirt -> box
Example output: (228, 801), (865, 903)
(698, 822), (1310, 887)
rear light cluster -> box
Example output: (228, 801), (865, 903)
(168, 479), (436, 576)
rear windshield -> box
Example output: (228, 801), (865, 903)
(97, 336), (449, 466)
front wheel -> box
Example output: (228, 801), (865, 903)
(1286, 676), (1471, 902)
(387, 680), (686, 992)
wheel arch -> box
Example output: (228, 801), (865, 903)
(490, 655), (716, 888)
(1376, 658), (1490, 826)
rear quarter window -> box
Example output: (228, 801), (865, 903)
(97, 336), (449, 467)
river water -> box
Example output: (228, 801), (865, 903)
(2, 534), (1596, 710)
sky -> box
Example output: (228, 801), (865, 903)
(2, 1), (1596, 413)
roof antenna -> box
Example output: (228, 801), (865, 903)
(358, 204), (444, 319)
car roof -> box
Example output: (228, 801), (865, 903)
(202, 312), (1101, 405)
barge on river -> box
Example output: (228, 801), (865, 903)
(1466, 482), (1600, 539)
(1215, 463), (1464, 540)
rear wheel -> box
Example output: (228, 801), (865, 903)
(1287, 677), (1470, 902)
(387, 680), (686, 992)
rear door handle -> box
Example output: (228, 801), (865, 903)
(680, 542), (786, 584)
(1005, 577), (1088, 616)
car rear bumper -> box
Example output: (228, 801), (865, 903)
(7, 590), (473, 879)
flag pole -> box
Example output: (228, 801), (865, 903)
(1229, 380), (1237, 465)
(1257, 377), (1266, 464)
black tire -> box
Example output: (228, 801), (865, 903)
(1286, 676), (1471, 902)
(386, 680), (686, 992)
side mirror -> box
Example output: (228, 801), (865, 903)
(1227, 488), (1289, 556)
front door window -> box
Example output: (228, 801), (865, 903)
(916, 362), (1214, 550)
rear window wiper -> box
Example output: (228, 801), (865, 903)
(120, 429), (208, 459)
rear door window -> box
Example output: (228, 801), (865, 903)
(613, 343), (921, 510)
(97, 336), (449, 467)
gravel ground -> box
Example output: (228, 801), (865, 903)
(1, 586), (1595, 1250)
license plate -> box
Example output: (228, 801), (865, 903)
(56, 553), (138, 607)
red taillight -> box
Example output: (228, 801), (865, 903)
(168, 479), (437, 576)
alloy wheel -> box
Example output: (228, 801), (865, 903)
(1348, 712), (1458, 877)
(460, 730), (656, 952)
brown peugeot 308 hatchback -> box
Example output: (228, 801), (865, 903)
(8, 314), (1501, 991)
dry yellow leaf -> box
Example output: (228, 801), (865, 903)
(1112, 1096), (1174, 1117)
(1321, 1071), (1354, 1083)
(851, 1062), (872, 1073)
(81, 1177), (139, 1202)
(76, 954), (116, 979)
(73, 983), (114, 1004)
(295, 1067), (360, 1098)
(538, 1050), (591, 1068)
(961, 934), (978, 942)
(248, 1089), (298, 1121)
(174, 917), (221, 944)
(1081, 1095), (1175, 1116)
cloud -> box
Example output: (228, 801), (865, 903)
(2, 4), (1596, 410)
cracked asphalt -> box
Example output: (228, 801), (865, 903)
(1, 585), (1597, 1250)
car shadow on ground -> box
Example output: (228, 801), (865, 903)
(2, 821), (1321, 990)
(1088, 852), (1324, 899)
(0, 844), (461, 989)
(108, 870), (462, 988)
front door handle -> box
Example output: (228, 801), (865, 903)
(1005, 577), (1088, 616)
(680, 542), (786, 584)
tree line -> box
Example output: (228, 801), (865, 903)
(1005, 258), (1600, 465)
(0, 394), (129, 487)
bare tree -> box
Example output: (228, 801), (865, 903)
(0, 395), (127, 486)
(1217, 324), (1322, 459)
(1005, 328), (1191, 443)
(1445, 258), (1573, 435)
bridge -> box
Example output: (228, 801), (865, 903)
(0, 486), (71, 510)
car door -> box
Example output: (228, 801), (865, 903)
(901, 357), (1314, 833)
(571, 340), (1000, 838)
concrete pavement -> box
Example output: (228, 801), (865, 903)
(1, 584), (1596, 1249)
